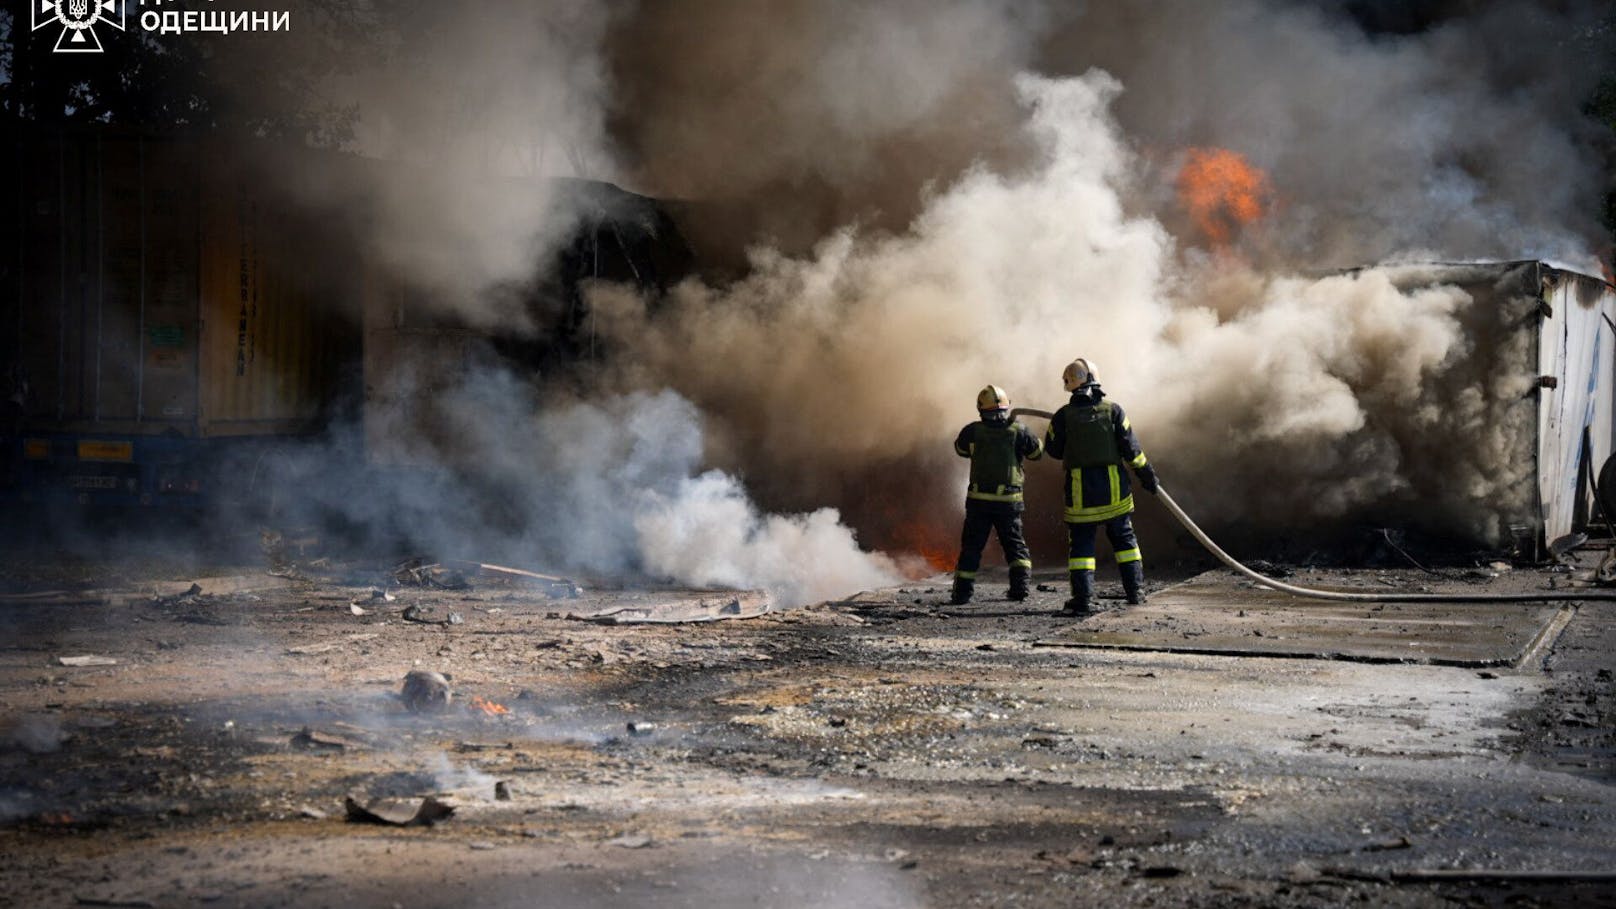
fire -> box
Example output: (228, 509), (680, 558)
(1176, 147), (1272, 246)
(469, 696), (509, 716)
(889, 517), (956, 576)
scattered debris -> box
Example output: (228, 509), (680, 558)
(1549, 532), (1588, 562)
(626, 721), (657, 736)
(1245, 560), (1294, 578)
(289, 727), (363, 752)
(348, 602), (369, 616)
(606, 833), (654, 849)
(494, 781), (511, 801)
(56, 655), (118, 667)
(394, 558), (470, 589)
(402, 670), (453, 712)
(298, 806), (327, 820)
(452, 561), (581, 598)
(1361, 835), (1414, 852)
(152, 583), (203, 605)
(403, 604), (464, 626)
(1597, 549), (1616, 585)
(571, 591), (771, 625)
(343, 794), (455, 827)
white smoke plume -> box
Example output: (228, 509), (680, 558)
(591, 0), (1608, 552)
(244, 0), (1612, 594)
(269, 372), (900, 606)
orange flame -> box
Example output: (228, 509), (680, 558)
(1176, 147), (1272, 246)
(469, 696), (509, 716)
(890, 518), (956, 575)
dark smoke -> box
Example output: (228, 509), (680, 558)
(197, 0), (1616, 593)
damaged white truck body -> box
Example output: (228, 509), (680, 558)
(1381, 260), (1616, 553)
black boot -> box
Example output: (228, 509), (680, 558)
(950, 577), (974, 606)
(1007, 566), (1030, 601)
(1062, 570), (1093, 615)
(1121, 560), (1146, 605)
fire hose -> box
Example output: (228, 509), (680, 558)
(1008, 407), (1616, 603)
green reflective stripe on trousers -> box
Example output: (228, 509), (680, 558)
(1108, 464), (1120, 503)
(1010, 559), (1032, 569)
(1064, 495), (1134, 523)
(1130, 452), (1148, 468)
(955, 570), (977, 580)
(1068, 557), (1096, 570)
(1115, 547), (1142, 564)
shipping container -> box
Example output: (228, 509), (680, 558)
(0, 130), (362, 508)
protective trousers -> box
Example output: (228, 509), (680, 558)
(953, 502), (1032, 604)
(1065, 513), (1145, 612)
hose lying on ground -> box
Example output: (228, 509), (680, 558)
(1007, 407), (1616, 603)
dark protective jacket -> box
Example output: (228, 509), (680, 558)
(1043, 386), (1150, 523)
(954, 416), (1044, 507)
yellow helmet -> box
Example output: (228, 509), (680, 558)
(976, 385), (1011, 412)
(1062, 358), (1098, 392)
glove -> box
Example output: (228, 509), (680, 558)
(1136, 463), (1160, 494)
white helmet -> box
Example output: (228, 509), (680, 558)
(1062, 358), (1098, 392)
(976, 384), (1011, 412)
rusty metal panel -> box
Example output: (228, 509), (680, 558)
(94, 137), (145, 424)
(195, 152), (356, 436)
(8, 132), (358, 443)
(137, 139), (200, 430)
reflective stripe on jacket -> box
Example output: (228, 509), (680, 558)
(1044, 390), (1149, 524)
(954, 419), (1044, 503)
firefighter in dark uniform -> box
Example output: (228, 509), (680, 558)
(950, 385), (1044, 605)
(1043, 359), (1159, 615)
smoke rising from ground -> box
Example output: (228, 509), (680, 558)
(270, 378), (899, 606)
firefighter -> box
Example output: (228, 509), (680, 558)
(950, 385), (1044, 605)
(1042, 359), (1159, 615)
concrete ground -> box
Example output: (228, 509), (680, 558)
(1, 540), (1614, 908)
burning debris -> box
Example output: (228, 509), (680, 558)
(467, 697), (509, 717)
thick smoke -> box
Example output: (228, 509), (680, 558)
(270, 373), (901, 606)
(244, 0), (1611, 596)
(1044, 1), (1609, 270)
(264, 2), (623, 333)
(590, 72), (1530, 546)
